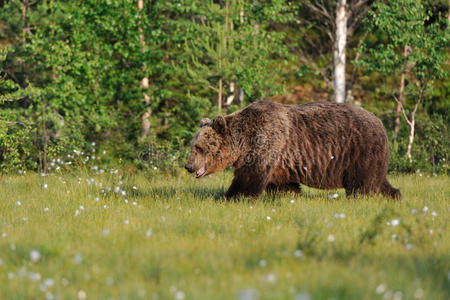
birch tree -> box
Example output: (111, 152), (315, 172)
(334, 0), (347, 102)
(292, 0), (372, 102)
(138, 0), (151, 140)
(360, 0), (448, 164)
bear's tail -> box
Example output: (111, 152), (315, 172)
(381, 179), (401, 200)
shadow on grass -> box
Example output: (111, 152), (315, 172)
(187, 186), (227, 201)
(125, 179), (354, 203)
(126, 184), (226, 201)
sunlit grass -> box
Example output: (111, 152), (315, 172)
(0, 171), (448, 299)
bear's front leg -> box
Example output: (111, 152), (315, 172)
(225, 163), (273, 199)
(225, 176), (269, 199)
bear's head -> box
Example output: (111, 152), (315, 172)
(185, 116), (232, 178)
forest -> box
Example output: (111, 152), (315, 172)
(0, 0), (449, 174)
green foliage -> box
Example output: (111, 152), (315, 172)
(179, 0), (292, 104)
(360, 0), (448, 80)
(0, 0), (448, 174)
(358, 0), (449, 167)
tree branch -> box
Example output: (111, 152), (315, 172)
(286, 43), (332, 88)
(0, 119), (32, 127)
(300, 0), (333, 22)
(207, 85), (219, 93)
(393, 94), (411, 126)
(1, 96), (28, 103)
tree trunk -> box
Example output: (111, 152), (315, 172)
(21, 0), (28, 43)
(406, 118), (414, 164)
(398, 85), (424, 165)
(138, 0), (151, 140)
(333, 0), (347, 103)
(225, 82), (235, 106)
(218, 24), (223, 111)
(42, 101), (48, 174)
(394, 72), (405, 138)
(218, 78), (223, 111)
(394, 45), (409, 139)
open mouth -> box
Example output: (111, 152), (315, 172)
(195, 167), (206, 178)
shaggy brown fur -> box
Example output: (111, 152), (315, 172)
(185, 101), (401, 200)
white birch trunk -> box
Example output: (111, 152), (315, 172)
(138, 0), (151, 140)
(333, 0), (347, 103)
(406, 119), (415, 164)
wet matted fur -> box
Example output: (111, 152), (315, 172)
(185, 101), (401, 200)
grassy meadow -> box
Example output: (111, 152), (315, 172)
(0, 170), (449, 299)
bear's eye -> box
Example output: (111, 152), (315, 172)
(195, 145), (204, 154)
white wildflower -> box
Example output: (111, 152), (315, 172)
(29, 271), (41, 281)
(174, 291), (185, 300)
(414, 288), (424, 299)
(294, 250), (303, 258)
(237, 289), (259, 300)
(265, 273), (276, 284)
(376, 284), (387, 294)
(78, 290), (86, 299)
(74, 253), (83, 264)
(30, 249), (41, 262)
(295, 291), (311, 300)
(327, 234), (335, 242)
(391, 219), (400, 226)
(328, 193), (339, 199)
(106, 277), (114, 286)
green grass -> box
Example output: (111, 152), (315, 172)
(0, 171), (449, 299)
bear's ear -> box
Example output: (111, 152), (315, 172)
(212, 115), (227, 135)
(200, 118), (211, 128)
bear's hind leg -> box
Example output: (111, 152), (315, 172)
(380, 179), (402, 200)
(343, 169), (369, 197)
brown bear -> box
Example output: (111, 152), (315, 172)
(185, 101), (401, 200)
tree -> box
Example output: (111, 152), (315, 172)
(180, 0), (292, 111)
(360, 0), (448, 164)
(334, 0), (347, 103)
(290, 0), (373, 102)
